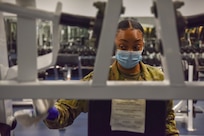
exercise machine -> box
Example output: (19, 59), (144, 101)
(0, 0), (204, 135)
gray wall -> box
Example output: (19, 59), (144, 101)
(2, 0), (204, 17)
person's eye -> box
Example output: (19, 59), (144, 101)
(119, 44), (127, 50)
(133, 45), (140, 51)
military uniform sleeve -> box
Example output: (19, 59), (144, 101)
(44, 72), (93, 129)
(44, 99), (89, 129)
(165, 100), (180, 136)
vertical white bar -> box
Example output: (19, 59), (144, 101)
(0, 12), (8, 67)
(92, 0), (122, 86)
(38, 22), (43, 47)
(187, 65), (195, 131)
(17, 0), (37, 82)
(0, 12), (14, 136)
(187, 100), (194, 131)
(155, 0), (184, 85)
(66, 67), (71, 80)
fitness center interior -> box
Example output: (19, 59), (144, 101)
(0, 0), (204, 136)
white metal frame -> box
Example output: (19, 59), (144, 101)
(0, 9), (14, 136)
(0, 0), (203, 100)
(0, 0), (62, 80)
(173, 65), (195, 131)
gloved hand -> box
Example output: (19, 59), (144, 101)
(46, 106), (59, 120)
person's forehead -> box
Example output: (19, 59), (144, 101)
(116, 29), (143, 40)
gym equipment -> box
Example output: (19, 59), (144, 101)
(152, 1), (204, 131)
(0, 0), (203, 99)
(59, 1), (124, 49)
(0, 12), (17, 136)
(0, 21), (20, 136)
(0, 0), (124, 135)
(0, 1), (204, 136)
(139, 5), (203, 133)
(14, 99), (54, 127)
(173, 65), (203, 131)
(56, 53), (82, 80)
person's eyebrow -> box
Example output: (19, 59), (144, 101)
(119, 39), (128, 43)
(134, 39), (143, 43)
(119, 39), (142, 43)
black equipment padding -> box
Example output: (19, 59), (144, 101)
(186, 14), (204, 28)
(60, 13), (95, 28)
(56, 53), (79, 66)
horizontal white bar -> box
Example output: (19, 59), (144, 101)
(0, 80), (204, 99)
(0, 2), (55, 20)
(12, 100), (33, 107)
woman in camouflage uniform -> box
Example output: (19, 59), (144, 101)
(44, 19), (179, 136)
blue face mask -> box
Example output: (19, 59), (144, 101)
(115, 49), (143, 69)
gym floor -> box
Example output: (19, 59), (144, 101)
(12, 100), (204, 136)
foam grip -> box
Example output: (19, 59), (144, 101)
(47, 107), (59, 120)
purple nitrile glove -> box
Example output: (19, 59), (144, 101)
(46, 106), (59, 120)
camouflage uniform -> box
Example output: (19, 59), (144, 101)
(44, 61), (179, 135)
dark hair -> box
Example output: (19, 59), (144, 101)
(117, 18), (144, 34)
